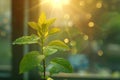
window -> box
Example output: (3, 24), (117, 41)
(4, 0), (120, 80)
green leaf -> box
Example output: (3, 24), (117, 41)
(13, 34), (40, 45)
(47, 18), (56, 27)
(47, 77), (54, 80)
(42, 23), (48, 32)
(43, 46), (57, 56)
(20, 51), (45, 73)
(48, 40), (69, 51)
(38, 64), (44, 72)
(38, 12), (46, 25)
(49, 58), (73, 75)
(41, 23), (48, 37)
(49, 27), (60, 35)
(28, 22), (38, 30)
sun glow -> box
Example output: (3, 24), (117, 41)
(40, 0), (97, 28)
(50, 0), (70, 8)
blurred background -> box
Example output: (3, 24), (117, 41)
(0, 0), (120, 80)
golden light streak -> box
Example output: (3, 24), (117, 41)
(40, 0), (96, 28)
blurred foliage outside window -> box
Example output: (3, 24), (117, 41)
(40, 0), (120, 78)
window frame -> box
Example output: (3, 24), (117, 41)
(11, 0), (25, 80)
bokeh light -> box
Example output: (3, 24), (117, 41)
(83, 35), (88, 40)
(88, 21), (95, 28)
(96, 2), (102, 8)
(64, 38), (69, 43)
(98, 50), (103, 56)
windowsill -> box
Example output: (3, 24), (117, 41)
(0, 65), (11, 78)
(52, 73), (120, 79)
(0, 65), (11, 71)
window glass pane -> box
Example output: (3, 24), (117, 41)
(0, 0), (11, 68)
(40, 0), (120, 79)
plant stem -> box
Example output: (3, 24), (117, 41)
(41, 38), (46, 80)
(43, 59), (46, 80)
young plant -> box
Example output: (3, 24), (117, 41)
(13, 12), (73, 80)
